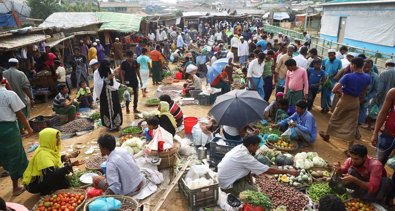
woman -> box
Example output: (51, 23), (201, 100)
(0, 70), (33, 196)
(137, 48), (151, 97)
(157, 101), (177, 136)
(98, 60), (123, 131)
(23, 128), (82, 195)
(0, 197), (29, 211)
(159, 94), (184, 127)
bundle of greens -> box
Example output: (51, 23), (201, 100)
(121, 126), (142, 135)
(240, 190), (272, 210)
(68, 170), (100, 188)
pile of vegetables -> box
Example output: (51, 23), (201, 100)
(258, 149), (293, 166)
(345, 199), (375, 211)
(89, 112), (101, 121)
(255, 124), (282, 136)
(145, 98), (161, 106)
(34, 192), (85, 211)
(271, 139), (297, 150)
(240, 190), (272, 210)
(307, 182), (348, 203)
(121, 126), (142, 135)
(294, 152), (327, 169)
(256, 175), (309, 210)
(310, 169), (331, 181)
(274, 168), (312, 188)
(120, 137), (145, 155)
(142, 110), (160, 119)
(68, 170), (100, 188)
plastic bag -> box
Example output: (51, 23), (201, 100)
(369, 104), (379, 118)
(146, 126), (174, 151)
(86, 187), (103, 199)
(88, 197), (121, 211)
(281, 128), (298, 141)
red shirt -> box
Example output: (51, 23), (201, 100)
(211, 71), (228, 87)
(150, 50), (162, 62)
(341, 156), (386, 193)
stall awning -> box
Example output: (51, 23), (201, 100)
(96, 12), (143, 33)
(273, 12), (290, 20)
(0, 34), (50, 51)
(46, 35), (74, 47)
(262, 12), (270, 19)
(73, 31), (98, 35)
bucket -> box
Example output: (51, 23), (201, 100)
(176, 72), (183, 80)
(184, 117), (198, 134)
(243, 204), (265, 211)
(197, 146), (207, 160)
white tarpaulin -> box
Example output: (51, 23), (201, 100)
(273, 12), (290, 20)
(344, 16), (395, 47)
(39, 12), (100, 29)
(320, 15), (339, 37)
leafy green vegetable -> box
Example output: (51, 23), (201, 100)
(121, 126), (142, 135)
(145, 98), (160, 106)
(240, 190), (272, 210)
(255, 123), (282, 136)
(307, 182), (348, 202)
(68, 170), (100, 188)
(90, 112), (101, 121)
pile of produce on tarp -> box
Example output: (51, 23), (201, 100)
(294, 152), (327, 170)
(120, 137), (145, 155)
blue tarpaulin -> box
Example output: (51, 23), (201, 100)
(0, 12), (17, 28)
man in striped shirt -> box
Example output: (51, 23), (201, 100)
(160, 94), (183, 127)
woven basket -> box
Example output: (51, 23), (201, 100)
(32, 189), (86, 211)
(29, 115), (61, 132)
(85, 155), (108, 171)
(266, 140), (298, 152)
(83, 195), (139, 211)
(146, 140), (180, 170)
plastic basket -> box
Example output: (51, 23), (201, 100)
(208, 137), (243, 167)
(29, 115), (61, 132)
(178, 173), (219, 211)
(197, 94), (217, 106)
(83, 195), (138, 211)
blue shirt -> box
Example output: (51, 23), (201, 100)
(365, 70), (379, 102)
(339, 72), (371, 97)
(256, 40), (267, 51)
(278, 111), (317, 141)
(322, 58), (342, 83)
(307, 68), (326, 86)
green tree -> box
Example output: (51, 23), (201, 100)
(28, 0), (61, 19)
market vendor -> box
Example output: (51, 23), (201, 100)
(263, 92), (285, 121)
(218, 135), (298, 196)
(76, 81), (93, 108)
(222, 124), (259, 140)
(23, 128), (83, 195)
(184, 64), (202, 95)
(159, 94), (184, 127)
(334, 144), (391, 203)
(145, 117), (160, 141)
(53, 84), (78, 122)
(93, 134), (145, 196)
(272, 100), (317, 145)
(157, 101), (177, 136)
(211, 65), (233, 94)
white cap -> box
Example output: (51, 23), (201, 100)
(328, 49), (336, 53)
(347, 52), (358, 57)
(386, 59), (395, 64)
(93, 42), (97, 46)
(115, 37), (119, 41)
(95, 39), (100, 42)
(89, 59), (99, 66)
(8, 58), (18, 63)
(186, 64), (198, 74)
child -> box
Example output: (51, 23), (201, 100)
(123, 87), (133, 114)
(307, 58), (326, 110)
(53, 84), (78, 122)
(76, 81), (93, 108)
(145, 117), (160, 141)
(275, 98), (289, 124)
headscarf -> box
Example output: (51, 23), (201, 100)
(98, 60), (111, 79)
(159, 101), (177, 129)
(23, 128), (63, 185)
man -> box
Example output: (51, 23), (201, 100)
(371, 88), (395, 164)
(3, 58), (34, 120)
(218, 135), (298, 196)
(71, 48), (89, 89)
(303, 31), (311, 48)
(160, 28), (168, 41)
(307, 48), (321, 68)
(151, 45), (163, 85)
(263, 50), (275, 102)
(293, 46), (309, 70)
(53, 84), (77, 122)
(79, 40), (89, 59)
(375, 59), (395, 108)
(264, 92), (284, 121)
(88, 42), (98, 62)
(275, 45), (294, 93)
(341, 52), (356, 69)
(238, 36), (249, 68)
(334, 144), (391, 203)
(112, 38), (123, 67)
(320, 58), (370, 149)
(247, 52), (265, 99)
(148, 32), (156, 43)
(255, 35), (267, 52)
(321, 49), (342, 113)
(54, 60), (67, 90)
(358, 59), (379, 125)
(96, 39), (106, 62)
(176, 32), (185, 49)
(120, 51), (142, 114)
(284, 59), (309, 107)
(93, 134), (145, 196)
(273, 100), (317, 145)
(336, 46), (348, 60)
(230, 35), (239, 63)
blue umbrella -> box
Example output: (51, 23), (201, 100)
(209, 89), (268, 128)
(207, 58), (229, 84)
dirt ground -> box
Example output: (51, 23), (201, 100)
(0, 77), (377, 211)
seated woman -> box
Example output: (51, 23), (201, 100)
(76, 81), (93, 108)
(144, 117), (160, 142)
(211, 65), (232, 94)
(53, 84), (78, 122)
(23, 128), (83, 195)
(159, 94), (184, 127)
(275, 98), (289, 124)
(157, 101), (177, 136)
(0, 197), (28, 211)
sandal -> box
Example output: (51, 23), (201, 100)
(319, 131), (330, 142)
(12, 186), (25, 196)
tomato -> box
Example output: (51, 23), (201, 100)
(69, 207), (75, 211)
(77, 200), (82, 204)
(39, 206), (45, 211)
(79, 195), (84, 200)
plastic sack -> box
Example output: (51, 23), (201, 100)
(281, 128), (298, 141)
(387, 157), (395, 170)
(185, 165), (210, 181)
(141, 168), (164, 185)
(192, 123), (211, 146)
(86, 187), (103, 199)
(88, 197), (121, 211)
(146, 126), (174, 151)
(369, 104), (379, 118)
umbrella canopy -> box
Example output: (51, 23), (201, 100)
(207, 58), (229, 84)
(209, 89), (268, 128)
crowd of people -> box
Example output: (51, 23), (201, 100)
(1, 17), (395, 210)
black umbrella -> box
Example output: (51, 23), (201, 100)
(208, 89), (268, 128)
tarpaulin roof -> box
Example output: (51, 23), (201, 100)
(0, 34), (50, 50)
(273, 12), (290, 20)
(39, 12), (143, 33)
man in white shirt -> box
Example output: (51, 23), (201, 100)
(218, 135), (298, 196)
(238, 36), (249, 68)
(336, 46), (348, 60)
(215, 30), (223, 43)
(226, 46), (234, 63)
(341, 52), (356, 69)
(148, 32), (155, 43)
(55, 60), (66, 84)
(247, 52), (265, 99)
(293, 46), (309, 70)
(160, 29), (168, 41)
(177, 32), (185, 49)
(230, 35), (240, 63)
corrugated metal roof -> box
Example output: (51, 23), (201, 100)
(0, 34), (50, 50)
(323, 0), (395, 5)
(96, 12), (142, 33)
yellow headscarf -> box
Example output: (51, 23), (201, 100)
(23, 128), (63, 185)
(159, 101), (177, 129)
